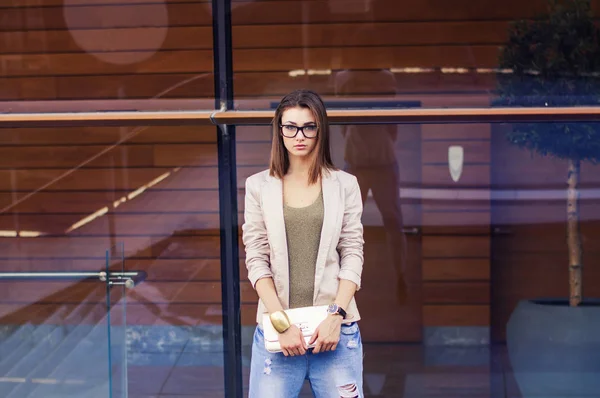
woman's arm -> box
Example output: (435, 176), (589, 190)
(333, 279), (358, 313)
(241, 177), (274, 288)
(311, 175), (365, 353)
(336, 175), (365, 290)
(254, 278), (284, 313)
(241, 177), (306, 356)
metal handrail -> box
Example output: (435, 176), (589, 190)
(2, 106), (600, 127)
(0, 270), (147, 289)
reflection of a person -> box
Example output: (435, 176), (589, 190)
(334, 68), (408, 305)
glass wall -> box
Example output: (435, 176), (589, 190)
(237, 119), (600, 397)
(1, 1), (215, 112)
(230, 0), (566, 110)
(0, 124), (225, 397)
(2, 0), (600, 397)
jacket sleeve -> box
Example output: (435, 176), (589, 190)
(336, 175), (365, 290)
(241, 177), (273, 288)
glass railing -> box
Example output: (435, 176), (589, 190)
(0, 243), (145, 398)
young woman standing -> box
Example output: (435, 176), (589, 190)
(242, 89), (365, 397)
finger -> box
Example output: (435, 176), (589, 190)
(282, 348), (289, 357)
(313, 340), (322, 354)
(332, 342), (338, 351)
(298, 342), (306, 355)
(308, 330), (319, 345)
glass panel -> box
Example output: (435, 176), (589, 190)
(231, 0), (597, 111)
(108, 242), (127, 398)
(0, 124), (223, 397)
(1, 1), (215, 112)
(0, 266), (113, 397)
(490, 120), (600, 398)
(236, 117), (600, 397)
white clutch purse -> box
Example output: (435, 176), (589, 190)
(262, 305), (329, 353)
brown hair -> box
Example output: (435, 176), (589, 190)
(269, 89), (336, 184)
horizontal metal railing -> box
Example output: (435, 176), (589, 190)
(0, 271), (147, 288)
(2, 106), (600, 127)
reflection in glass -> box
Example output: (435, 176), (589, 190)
(0, 125), (223, 397)
(1, 2), (214, 112)
(235, 115), (600, 396)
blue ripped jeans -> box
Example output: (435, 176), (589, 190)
(249, 322), (364, 398)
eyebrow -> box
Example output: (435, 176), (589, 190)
(282, 121), (317, 126)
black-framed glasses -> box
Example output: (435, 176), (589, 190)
(280, 124), (318, 138)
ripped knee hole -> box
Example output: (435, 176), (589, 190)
(337, 383), (359, 398)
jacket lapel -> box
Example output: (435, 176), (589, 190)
(262, 171), (340, 307)
(261, 175), (290, 304)
(313, 171), (340, 302)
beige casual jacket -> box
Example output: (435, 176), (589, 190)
(242, 169), (365, 325)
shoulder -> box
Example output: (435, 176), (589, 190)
(245, 169), (271, 192)
(329, 169), (358, 188)
(328, 169), (359, 196)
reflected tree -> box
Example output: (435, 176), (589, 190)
(496, 0), (600, 306)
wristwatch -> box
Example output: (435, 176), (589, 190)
(327, 303), (347, 319)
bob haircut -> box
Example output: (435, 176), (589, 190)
(269, 89), (336, 184)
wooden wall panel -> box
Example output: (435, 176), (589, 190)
(0, 236), (220, 258)
(232, 21), (507, 48)
(0, 190), (234, 214)
(0, 166), (263, 191)
(423, 282), (490, 304)
(231, 0), (556, 25)
(423, 305), (490, 326)
(8, 0), (204, 7)
(0, 303), (259, 326)
(0, 4), (211, 31)
(1, 0), (571, 103)
(421, 211), (490, 235)
(0, 126), (215, 145)
(421, 123), (491, 330)
(2, 72), (498, 101)
(0, 281), (259, 304)
(422, 259), (490, 281)
(422, 236), (490, 258)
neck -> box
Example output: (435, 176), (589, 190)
(287, 154), (313, 179)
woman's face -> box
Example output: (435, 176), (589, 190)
(280, 106), (318, 159)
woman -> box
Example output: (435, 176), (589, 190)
(242, 89), (365, 397)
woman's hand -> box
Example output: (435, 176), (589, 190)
(309, 314), (342, 354)
(278, 325), (307, 357)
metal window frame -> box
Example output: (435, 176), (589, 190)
(212, 1), (243, 398)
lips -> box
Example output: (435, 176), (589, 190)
(294, 145), (306, 150)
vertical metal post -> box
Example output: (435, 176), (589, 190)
(212, 0), (242, 397)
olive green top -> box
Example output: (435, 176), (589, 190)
(283, 190), (324, 309)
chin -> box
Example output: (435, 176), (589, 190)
(290, 149), (313, 158)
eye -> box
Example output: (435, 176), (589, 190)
(304, 125), (317, 132)
(282, 125), (296, 132)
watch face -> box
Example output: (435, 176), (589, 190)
(327, 304), (338, 314)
